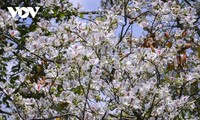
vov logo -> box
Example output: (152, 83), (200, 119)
(7, 7), (40, 19)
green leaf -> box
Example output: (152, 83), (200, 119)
(190, 81), (198, 95)
(29, 24), (37, 32)
(0, 78), (6, 83)
(95, 95), (101, 102)
(10, 75), (19, 83)
(71, 85), (83, 95)
(57, 85), (64, 92)
(197, 46), (200, 59)
(164, 76), (171, 83)
(79, 13), (84, 18)
(73, 99), (80, 105)
(82, 55), (89, 61)
(61, 12), (66, 18)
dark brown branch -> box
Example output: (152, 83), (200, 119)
(31, 113), (81, 120)
(184, 0), (192, 6)
(0, 109), (12, 115)
(79, 11), (106, 15)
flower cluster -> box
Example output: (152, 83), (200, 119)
(0, 0), (200, 120)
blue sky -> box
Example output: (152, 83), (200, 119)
(69, 0), (143, 38)
(69, 0), (101, 11)
(25, 0), (143, 38)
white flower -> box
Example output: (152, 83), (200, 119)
(37, 19), (51, 28)
(34, 83), (44, 91)
(67, 43), (84, 58)
(9, 29), (20, 37)
(23, 98), (35, 106)
(0, 82), (5, 89)
(156, 106), (165, 115)
(185, 15), (196, 26)
(139, 21), (149, 28)
(4, 88), (14, 95)
(126, 61), (132, 66)
(90, 58), (99, 65)
(186, 73), (199, 82)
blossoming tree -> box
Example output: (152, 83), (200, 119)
(0, 0), (200, 119)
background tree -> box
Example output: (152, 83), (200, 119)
(0, 0), (200, 119)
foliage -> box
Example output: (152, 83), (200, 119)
(0, 0), (200, 119)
